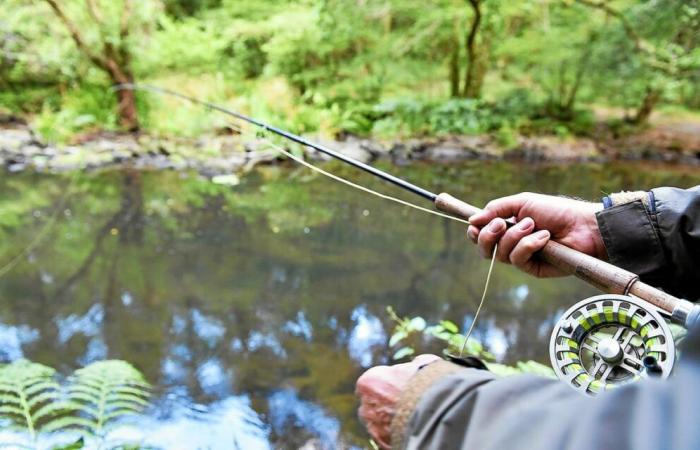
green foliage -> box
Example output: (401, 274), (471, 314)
(57, 360), (150, 437)
(0, 359), (151, 449)
(0, 360), (62, 441)
(1, 0), (699, 138)
(386, 307), (555, 378)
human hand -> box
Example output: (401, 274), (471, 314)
(467, 193), (606, 277)
(355, 354), (441, 449)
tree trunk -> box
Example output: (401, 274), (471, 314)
(115, 85), (139, 131)
(633, 88), (660, 125)
(106, 62), (139, 131)
(449, 34), (461, 97)
(462, 0), (483, 98)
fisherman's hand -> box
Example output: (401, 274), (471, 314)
(356, 354), (441, 449)
(467, 193), (606, 277)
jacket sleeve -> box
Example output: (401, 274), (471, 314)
(392, 327), (700, 450)
(596, 185), (700, 300)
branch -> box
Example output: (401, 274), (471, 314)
(120, 0), (132, 40)
(43, 0), (107, 70)
(572, 0), (677, 74)
(574, 0), (643, 50)
(85, 0), (104, 25)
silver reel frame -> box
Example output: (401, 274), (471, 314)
(549, 294), (675, 395)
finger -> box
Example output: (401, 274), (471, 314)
(495, 217), (535, 263)
(509, 230), (550, 271)
(467, 225), (479, 244)
(356, 366), (388, 394)
(412, 354), (441, 367)
(470, 193), (531, 226)
(477, 218), (506, 259)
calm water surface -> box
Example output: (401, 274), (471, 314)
(1, 161), (699, 449)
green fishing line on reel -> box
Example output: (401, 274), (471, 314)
(550, 294), (676, 395)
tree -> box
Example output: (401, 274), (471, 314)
(574, 0), (700, 124)
(462, 0), (486, 98)
(42, 0), (144, 131)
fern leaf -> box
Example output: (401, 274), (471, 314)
(0, 394), (22, 405)
(68, 384), (101, 399)
(31, 401), (74, 424)
(0, 360), (58, 439)
(102, 407), (145, 424)
(105, 393), (149, 407)
(103, 400), (147, 414)
(0, 404), (26, 417)
(26, 389), (61, 410)
(67, 360), (150, 437)
(40, 416), (94, 433)
(110, 385), (151, 398)
(24, 380), (60, 397)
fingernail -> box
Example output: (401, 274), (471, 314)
(467, 228), (477, 240)
(517, 217), (534, 230)
(536, 230), (550, 240)
(488, 220), (504, 232)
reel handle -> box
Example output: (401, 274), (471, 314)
(434, 193), (687, 319)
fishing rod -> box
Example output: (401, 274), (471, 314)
(118, 84), (698, 394)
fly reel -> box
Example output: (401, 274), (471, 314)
(549, 294), (675, 395)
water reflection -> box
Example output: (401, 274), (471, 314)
(1, 161), (699, 447)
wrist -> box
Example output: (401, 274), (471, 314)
(587, 202), (608, 261)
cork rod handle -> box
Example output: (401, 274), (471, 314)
(434, 193), (681, 314)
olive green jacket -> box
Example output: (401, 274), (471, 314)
(391, 185), (700, 450)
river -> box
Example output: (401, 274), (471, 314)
(1, 161), (699, 448)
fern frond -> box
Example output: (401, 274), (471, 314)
(0, 360), (58, 440)
(67, 360), (151, 437)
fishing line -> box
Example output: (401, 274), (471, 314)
(114, 83), (497, 358)
(262, 138), (496, 354)
(262, 141), (470, 225)
(460, 244), (497, 357)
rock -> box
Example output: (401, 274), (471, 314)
(422, 144), (479, 162)
(7, 162), (26, 172)
(304, 135), (385, 163)
(510, 136), (599, 162)
(389, 139), (426, 165)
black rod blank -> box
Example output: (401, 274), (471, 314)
(117, 84), (438, 201)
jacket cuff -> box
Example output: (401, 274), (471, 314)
(602, 190), (651, 209)
(390, 360), (464, 450)
(595, 199), (667, 280)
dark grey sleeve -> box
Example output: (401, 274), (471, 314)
(400, 350), (700, 450)
(596, 186), (700, 300)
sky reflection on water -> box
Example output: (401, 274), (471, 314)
(1, 161), (699, 448)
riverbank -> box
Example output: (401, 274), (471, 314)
(1, 119), (699, 175)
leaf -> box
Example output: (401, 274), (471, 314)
(41, 416), (94, 433)
(51, 437), (85, 450)
(66, 360), (151, 436)
(211, 174), (240, 186)
(0, 360), (59, 437)
(388, 330), (407, 347)
(439, 320), (459, 334)
(408, 317), (426, 332)
(32, 401), (74, 424)
(392, 347), (415, 360)
(27, 389), (62, 410)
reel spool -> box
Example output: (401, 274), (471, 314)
(549, 294), (675, 395)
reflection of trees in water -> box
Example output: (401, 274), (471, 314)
(0, 162), (698, 446)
